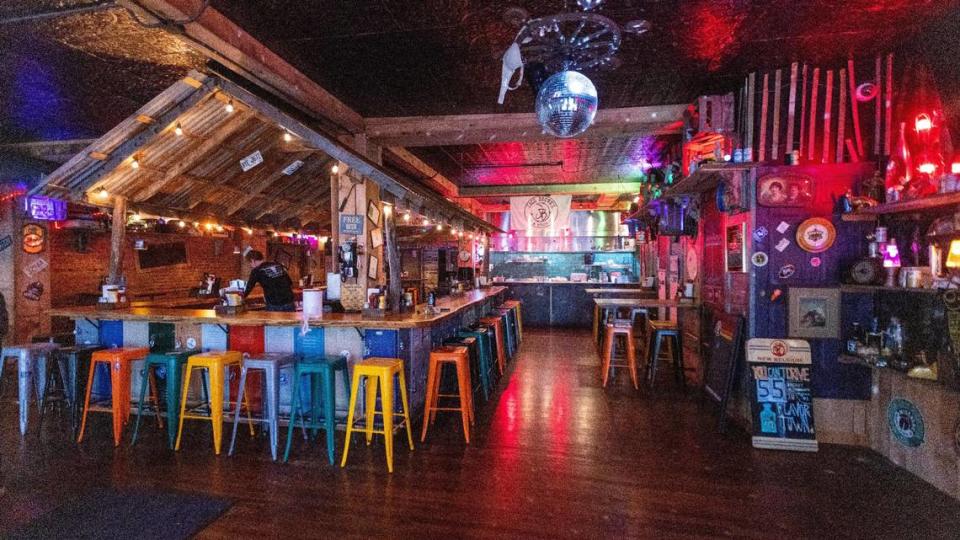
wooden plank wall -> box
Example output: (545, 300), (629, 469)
(738, 56), (895, 165)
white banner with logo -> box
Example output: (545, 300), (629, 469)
(509, 195), (572, 235)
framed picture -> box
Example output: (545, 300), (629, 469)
(368, 254), (379, 280)
(725, 222), (746, 272)
(789, 287), (840, 339)
(367, 200), (381, 226)
(370, 227), (383, 249)
(716, 169), (748, 214)
(757, 173), (813, 207)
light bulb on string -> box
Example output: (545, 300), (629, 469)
(283, 131), (292, 142)
(131, 157), (140, 169)
(174, 123), (183, 136)
(331, 164), (340, 174)
(383, 203), (392, 217)
(225, 100), (235, 114)
(436, 223), (443, 231)
(96, 188), (109, 200)
(403, 212), (411, 222)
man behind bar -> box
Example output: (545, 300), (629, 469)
(243, 250), (295, 312)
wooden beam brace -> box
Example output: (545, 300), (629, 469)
(459, 182), (644, 197)
(107, 196), (127, 285)
(386, 147), (459, 198)
(366, 105), (687, 147)
(124, 0), (364, 134)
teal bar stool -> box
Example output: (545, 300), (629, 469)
(493, 308), (516, 360)
(456, 328), (493, 401)
(283, 353), (351, 464)
(229, 352), (296, 461)
(444, 336), (482, 401)
(131, 348), (201, 448)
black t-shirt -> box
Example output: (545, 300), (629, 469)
(243, 261), (294, 306)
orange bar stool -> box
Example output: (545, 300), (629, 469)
(479, 316), (506, 374)
(421, 345), (474, 444)
(501, 300), (523, 343)
(340, 358), (414, 473)
(175, 350), (249, 455)
(645, 320), (685, 389)
(600, 322), (638, 389)
(77, 347), (149, 446)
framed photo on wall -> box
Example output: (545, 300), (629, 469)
(757, 173), (813, 207)
(367, 200), (381, 226)
(368, 254), (379, 280)
(788, 287), (841, 339)
(724, 222), (747, 272)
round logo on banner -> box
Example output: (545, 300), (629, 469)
(888, 398), (925, 447)
(524, 196), (559, 229)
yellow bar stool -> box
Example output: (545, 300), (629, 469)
(340, 357), (414, 473)
(174, 350), (251, 455)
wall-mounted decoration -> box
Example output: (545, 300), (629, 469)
(848, 257), (883, 285)
(21, 223), (45, 254)
(747, 338), (818, 452)
(757, 174), (813, 207)
(0, 235), (11, 253)
(22, 257), (48, 277)
(370, 228), (383, 249)
(685, 246), (699, 280)
(778, 264), (796, 279)
(725, 222), (746, 272)
(809, 257), (822, 268)
(339, 214), (363, 236)
(23, 281), (44, 301)
(753, 226), (769, 242)
(368, 254), (379, 280)
(509, 195), (572, 234)
(751, 252), (768, 267)
(25, 195), (67, 221)
(788, 287), (840, 339)
(239, 150), (264, 172)
(367, 200), (381, 226)
(888, 398), (924, 448)
(796, 218), (836, 253)
(716, 174), (745, 214)
(775, 238), (791, 252)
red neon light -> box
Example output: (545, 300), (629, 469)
(952, 162), (960, 175)
(915, 114), (933, 132)
(918, 162), (937, 175)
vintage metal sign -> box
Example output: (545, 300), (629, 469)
(239, 150), (264, 172)
(339, 214), (363, 236)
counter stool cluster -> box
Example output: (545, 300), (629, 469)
(0, 299), (523, 474)
(597, 306), (685, 390)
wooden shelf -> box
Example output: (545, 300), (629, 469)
(663, 162), (754, 196)
(840, 284), (942, 294)
(847, 191), (960, 216)
(840, 213), (878, 222)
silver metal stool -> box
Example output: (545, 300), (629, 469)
(228, 352), (296, 460)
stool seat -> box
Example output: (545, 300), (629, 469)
(283, 354), (351, 464)
(175, 350), (245, 455)
(78, 347), (149, 446)
(422, 346), (474, 443)
(131, 349), (200, 449)
(2, 342), (61, 435)
(341, 357), (414, 473)
(648, 319), (679, 331)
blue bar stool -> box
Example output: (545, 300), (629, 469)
(457, 327), (494, 401)
(283, 353), (351, 464)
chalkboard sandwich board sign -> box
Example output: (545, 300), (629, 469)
(747, 338), (818, 452)
(703, 313), (744, 434)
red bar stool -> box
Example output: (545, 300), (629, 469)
(479, 316), (506, 374)
(600, 322), (638, 389)
(421, 345), (474, 444)
(77, 347), (150, 446)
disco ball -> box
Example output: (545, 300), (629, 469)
(577, 0), (605, 10)
(535, 70), (599, 138)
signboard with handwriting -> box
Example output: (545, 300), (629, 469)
(747, 338), (818, 452)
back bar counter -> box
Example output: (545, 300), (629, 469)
(50, 286), (507, 418)
(500, 281), (649, 327)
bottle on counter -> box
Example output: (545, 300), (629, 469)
(427, 290), (436, 307)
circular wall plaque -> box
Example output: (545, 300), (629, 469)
(796, 218), (836, 253)
(888, 398), (925, 448)
(685, 246), (699, 280)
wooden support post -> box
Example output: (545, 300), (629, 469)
(874, 55), (882, 157)
(822, 70), (833, 164)
(808, 68), (820, 161)
(108, 196), (127, 285)
(328, 171), (339, 274)
(759, 73), (769, 162)
(772, 69), (782, 161)
(837, 69), (847, 163)
(786, 63), (798, 155)
(847, 59), (865, 159)
(383, 208), (402, 312)
(799, 64), (809, 157)
(746, 73), (756, 159)
(884, 53), (893, 156)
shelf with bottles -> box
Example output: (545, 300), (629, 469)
(840, 284), (942, 295)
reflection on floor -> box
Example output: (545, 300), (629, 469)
(1, 328), (958, 537)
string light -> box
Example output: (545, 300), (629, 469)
(205, 223), (213, 231)
(331, 164), (340, 174)
(436, 223), (443, 231)
(403, 212), (411, 222)
(382, 203), (392, 217)
(283, 131), (292, 142)
(178, 220), (186, 228)
(225, 100), (235, 114)
(422, 217), (430, 226)
(632, 195), (640, 204)
(174, 123), (183, 136)
(918, 162), (937, 175)
(215, 224), (224, 233)
(96, 188), (109, 200)
(130, 157), (140, 169)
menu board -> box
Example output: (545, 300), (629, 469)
(747, 338), (818, 452)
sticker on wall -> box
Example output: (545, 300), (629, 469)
(775, 238), (791, 252)
(778, 264), (797, 279)
(22, 257), (48, 277)
(796, 218), (837, 253)
(753, 226), (769, 242)
(776, 221), (791, 234)
(186, 337), (197, 350)
(0, 235), (11, 253)
(751, 252), (769, 267)
(23, 281), (44, 301)
(888, 398), (924, 447)
(769, 288), (783, 302)
(809, 257), (822, 268)
(21, 223), (45, 254)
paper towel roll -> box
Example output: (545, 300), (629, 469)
(302, 288), (324, 319)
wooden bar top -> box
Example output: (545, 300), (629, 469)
(584, 288), (656, 295)
(51, 286), (507, 329)
(593, 298), (699, 308)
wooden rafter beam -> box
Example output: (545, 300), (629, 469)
(366, 105), (687, 147)
(385, 147), (459, 197)
(459, 182), (644, 197)
(122, 0), (364, 134)
(223, 150), (319, 215)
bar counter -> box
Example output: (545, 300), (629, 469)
(52, 286), (507, 329)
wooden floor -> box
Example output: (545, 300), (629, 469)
(2, 328), (959, 538)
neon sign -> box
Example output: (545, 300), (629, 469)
(26, 195), (66, 221)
